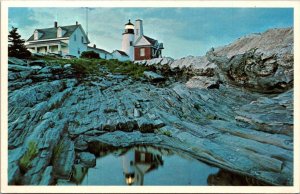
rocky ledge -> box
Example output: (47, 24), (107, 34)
(8, 27), (293, 186)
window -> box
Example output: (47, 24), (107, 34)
(34, 31), (38, 40)
(136, 29), (139, 36)
(74, 35), (76, 41)
(78, 48), (80, 55)
(140, 153), (145, 162)
(81, 36), (84, 43)
(130, 41), (133, 46)
(140, 48), (145, 57)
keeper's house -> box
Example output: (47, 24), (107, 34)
(26, 21), (90, 58)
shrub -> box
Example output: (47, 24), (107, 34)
(30, 57), (150, 79)
(19, 141), (38, 173)
(80, 51), (100, 59)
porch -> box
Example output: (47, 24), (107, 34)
(27, 41), (68, 56)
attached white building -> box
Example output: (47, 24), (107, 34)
(112, 50), (130, 62)
(26, 21), (90, 58)
(87, 44), (113, 59)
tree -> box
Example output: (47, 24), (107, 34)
(8, 27), (31, 59)
(80, 51), (100, 59)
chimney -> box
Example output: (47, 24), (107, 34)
(76, 21), (78, 25)
(134, 19), (143, 41)
(93, 44), (96, 48)
(54, 21), (58, 28)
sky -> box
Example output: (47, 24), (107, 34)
(8, 7), (293, 59)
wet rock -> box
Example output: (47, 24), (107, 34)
(53, 137), (75, 179)
(78, 152), (96, 167)
(39, 166), (53, 185)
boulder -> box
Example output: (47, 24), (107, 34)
(136, 118), (156, 133)
(29, 60), (46, 67)
(186, 76), (220, 89)
(206, 48), (293, 93)
(8, 57), (27, 66)
(64, 64), (72, 68)
(31, 65), (43, 70)
(9, 64), (33, 72)
(143, 71), (165, 82)
(78, 152), (96, 167)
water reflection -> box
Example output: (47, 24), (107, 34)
(67, 145), (269, 186)
(207, 169), (269, 186)
(122, 147), (163, 185)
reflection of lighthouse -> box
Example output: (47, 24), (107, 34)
(122, 147), (163, 185)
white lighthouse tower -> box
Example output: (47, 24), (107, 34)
(121, 19), (135, 61)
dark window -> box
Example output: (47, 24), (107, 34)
(74, 35), (76, 41)
(130, 41), (133, 46)
(78, 49), (80, 54)
(81, 36), (84, 43)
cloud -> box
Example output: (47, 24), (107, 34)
(8, 7), (293, 59)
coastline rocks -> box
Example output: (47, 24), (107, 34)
(7, 27), (293, 186)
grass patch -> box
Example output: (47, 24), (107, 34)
(162, 130), (172, 137)
(19, 141), (38, 173)
(52, 141), (64, 163)
(206, 114), (217, 120)
(31, 56), (150, 79)
(104, 60), (150, 79)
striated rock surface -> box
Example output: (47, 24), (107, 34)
(7, 27), (293, 186)
(136, 27), (293, 94)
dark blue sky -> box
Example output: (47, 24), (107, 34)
(9, 8), (293, 59)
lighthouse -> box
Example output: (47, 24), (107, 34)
(121, 20), (134, 61)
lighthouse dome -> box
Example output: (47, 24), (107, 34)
(123, 19), (134, 34)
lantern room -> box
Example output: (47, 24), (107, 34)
(123, 19), (134, 34)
